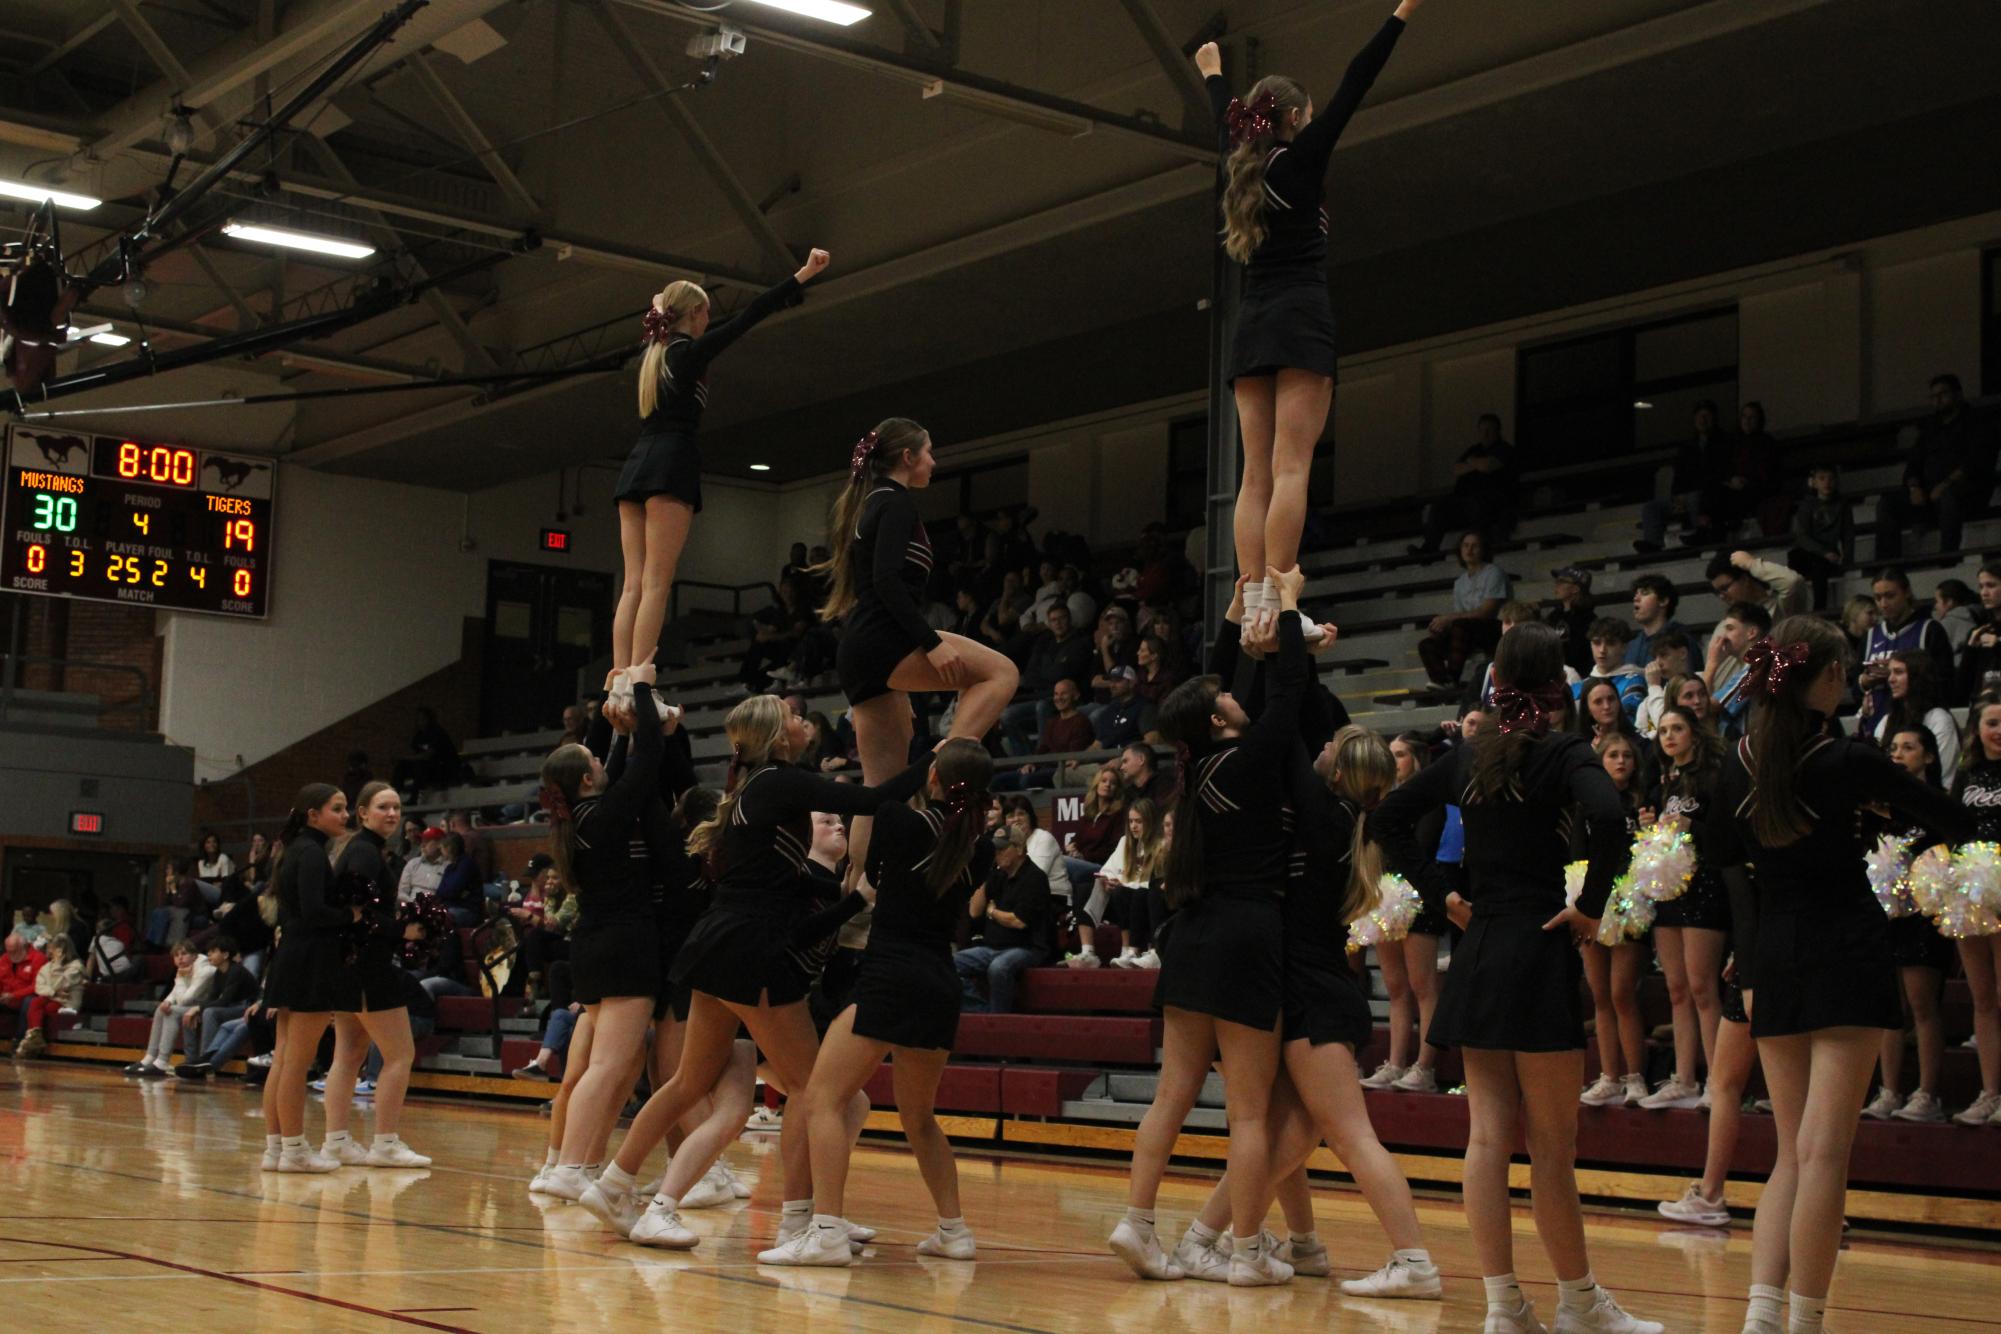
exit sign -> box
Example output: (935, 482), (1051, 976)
(539, 527), (571, 554)
(69, 811), (105, 835)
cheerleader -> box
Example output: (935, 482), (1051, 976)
(1374, 623), (1661, 1334)
(1362, 732), (1450, 1092)
(1110, 566), (1310, 1286)
(1176, 725), (1438, 1299)
(1858, 726), (1953, 1124)
(815, 419), (1018, 883)
(1638, 704), (1730, 1110)
(759, 740), (994, 1266)
(319, 781), (430, 1168)
(258, 783), (353, 1174)
(1579, 733), (1650, 1107)
(585, 695), (928, 1248)
(533, 667), (668, 1202)
(1716, 618), (1974, 1334)
(1191, 1), (1426, 632)
(1950, 696), (2001, 1126)
(611, 250), (832, 709)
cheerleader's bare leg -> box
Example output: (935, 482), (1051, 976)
(1264, 370), (1332, 573)
(625, 497), (694, 672)
(559, 996), (651, 1166)
(1232, 377), (1275, 594)
(1758, 1027), (1877, 1304)
(323, 1012), (368, 1138)
(798, 1007), (892, 1222)
(650, 1041), (756, 1204)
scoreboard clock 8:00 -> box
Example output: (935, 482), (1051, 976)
(3, 425), (275, 619)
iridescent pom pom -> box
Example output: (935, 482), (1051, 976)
(1907, 844), (1958, 918)
(1864, 833), (1916, 919)
(1595, 874), (1655, 946)
(1346, 873), (1421, 954)
(1564, 860), (1587, 910)
(1628, 821), (1696, 903)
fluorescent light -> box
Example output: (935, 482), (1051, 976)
(0, 179), (101, 211)
(739, 0), (870, 25)
(1633, 400), (1654, 410)
(90, 331), (132, 347)
(222, 222), (374, 260)
(748, 463), (772, 472)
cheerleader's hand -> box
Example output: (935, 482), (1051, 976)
(926, 639), (967, 687)
(1307, 623), (1341, 656)
(628, 655), (658, 688)
(1445, 891), (1472, 930)
(795, 248), (831, 284)
(1194, 41), (1222, 78)
(1542, 903), (1598, 946)
(1226, 573), (1251, 625)
(660, 703), (682, 736)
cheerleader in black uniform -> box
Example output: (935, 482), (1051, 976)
(1368, 733), (1452, 1093)
(258, 783), (353, 1174)
(319, 781), (430, 1169)
(816, 418), (1018, 883)
(1639, 704), (1731, 1110)
(533, 666), (666, 1203)
(588, 694), (928, 1247)
(1579, 733), (1651, 1109)
(1715, 618), (1974, 1334)
(1860, 726), (1956, 1125)
(611, 249), (832, 710)
(1191, 1), (1425, 631)
(1375, 624), (1661, 1334)
(1950, 698), (2001, 1126)
(1109, 566), (1309, 1286)
(760, 740), (995, 1267)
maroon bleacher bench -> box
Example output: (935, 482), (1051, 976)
(953, 1014), (1159, 1064)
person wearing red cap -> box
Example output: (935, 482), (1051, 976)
(396, 828), (446, 902)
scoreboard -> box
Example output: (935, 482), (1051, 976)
(2, 425), (275, 619)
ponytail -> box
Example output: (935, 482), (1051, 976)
(636, 280), (709, 419)
(537, 746), (592, 892)
(924, 739), (993, 895)
(687, 696), (788, 867)
(1467, 624), (1571, 803)
(1218, 75), (1308, 265)
(1156, 677), (1221, 909)
(270, 782), (340, 878)
(1743, 616), (1847, 846)
(1326, 726), (1396, 926)
(813, 417), (929, 624)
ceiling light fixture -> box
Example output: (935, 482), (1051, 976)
(748, 463), (772, 472)
(737, 0), (871, 25)
(1633, 400), (1654, 410)
(0, 179), (101, 211)
(221, 221), (374, 260)
(90, 331), (132, 347)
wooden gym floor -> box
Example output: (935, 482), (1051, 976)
(3, 1063), (1997, 1332)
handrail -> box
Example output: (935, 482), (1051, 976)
(670, 578), (777, 621)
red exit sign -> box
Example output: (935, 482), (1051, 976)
(539, 527), (571, 553)
(70, 811), (105, 835)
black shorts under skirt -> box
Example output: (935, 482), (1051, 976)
(673, 907), (810, 1007)
(263, 928), (347, 1013)
(836, 610), (924, 706)
(342, 938), (405, 1013)
(1152, 890), (1283, 1030)
(850, 939), (960, 1051)
(615, 430), (703, 511)
(1229, 271), (1337, 382)
(1282, 948), (1373, 1049)
(570, 918), (661, 1007)
(1426, 906), (1585, 1052)
(1750, 905), (1902, 1037)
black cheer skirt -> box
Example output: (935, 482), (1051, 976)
(1750, 903), (1901, 1037)
(1282, 947), (1373, 1050)
(1229, 271), (1337, 382)
(836, 609), (924, 706)
(672, 905), (809, 1007)
(1152, 890), (1283, 1030)
(1888, 914), (1956, 971)
(1655, 868), (1731, 932)
(654, 901), (703, 1023)
(344, 938), (406, 1013)
(851, 939), (961, 1051)
(263, 928), (348, 1014)
(615, 430), (703, 511)
(1427, 905), (1585, 1052)
(570, 917), (661, 1007)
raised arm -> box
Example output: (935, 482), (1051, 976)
(591, 684), (663, 827)
(744, 759), (930, 825)
(679, 250), (827, 370)
(1238, 610), (1307, 765)
(1371, 749), (1458, 910)
(1289, 10), (1410, 169)
(869, 495), (943, 652)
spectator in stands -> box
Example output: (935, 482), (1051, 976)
(1132, 634), (1179, 709)
(145, 858), (206, 948)
(242, 833), (273, 889)
(1701, 401), (1782, 540)
(1877, 372), (1999, 558)
(1000, 796), (1072, 914)
(86, 913), (135, 982)
(182, 936), (259, 1073)
(126, 939), (215, 1077)
(1635, 629), (1695, 737)
(195, 882), (276, 979)
(512, 996), (583, 1083)
(37, 898), (88, 965)
(1088, 667), (1149, 756)
(1090, 604), (1140, 688)
(1636, 399), (1731, 553)
(1787, 464), (1854, 608)
(513, 855), (571, 1001)
(1856, 650), (1959, 774)
(1099, 802), (1170, 970)
(341, 752), (373, 811)
(1001, 603), (1094, 755)
(1625, 573), (1689, 668)
(1859, 568), (1956, 717)
(1700, 601), (1771, 738)
(14, 934), (81, 1058)
(954, 827), (1050, 1013)
(741, 575), (811, 690)
(1410, 412), (1516, 554)
(1543, 565), (1595, 676)
(435, 833), (486, 929)
(1574, 618), (1646, 720)
(0, 931), (46, 1029)
(1063, 764), (1129, 887)
(1417, 531), (1509, 689)
(1119, 741), (1176, 807)
(1957, 564), (2001, 704)
(176, 974), (269, 1081)
(393, 707), (461, 796)
(398, 827), (447, 901)
(1707, 549), (1809, 622)
(560, 705), (590, 747)
(196, 830), (235, 884)
(999, 680), (1095, 790)
(1936, 579), (1981, 655)
(1575, 677), (1643, 753)
(448, 811), (495, 883)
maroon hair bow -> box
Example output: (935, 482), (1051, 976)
(1172, 740), (1194, 773)
(1740, 636), (1811, 700)
(1492, 685), (1564, 738)
(536, 781), (571, 823)
(942, 777), (981, 819)
(1224, 91), (1278, 147)
(641, 307), (677, 345)
(849, 429), (881, 481)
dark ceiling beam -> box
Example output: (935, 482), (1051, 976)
(879, 0), (945, 59)
(1115, 0), (1212, 133)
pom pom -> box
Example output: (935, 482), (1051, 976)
(1595, 874), (1655, 946)
(1628, 821), (1695, 903)
(1563, 860), (1588, 910)
(1957, 841), (2001, 914)
(1346, 873), (1421, 954)
(1907, 844), (1958, 917)
(1935, 842), (2001, 939)
(1864, 833), (1916, 919)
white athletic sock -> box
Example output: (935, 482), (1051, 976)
(1746, 1286), (1784, 1327)
(281, 1134), (306, 1151)
(1557, 1273), (1597, 1311)
(543, 1147), (558, 1168)
(1186, 1219), (1220, 1245)
(1484, 1273), (1525, 1311)
(371, 1133), (399, 1148)
(1241, 581), (1265, 614)
(783, 1198), (813, 1220)
(811, 1212), (845, 1231)
(1123, 1206), (1156, 1229)
(1260, 578), (1279, 612)
(265, 1134), (282, 1153)
(1231, 1231), (1262, 1256)
(1393, 1247), (1431, 1265)
(937, 1216), (969, 1234)
(1289, 1230), (1318, 1246)
(599, 1163), (637, 1194)
(324, 1130), (351, 1145)
(1788, 1293), (1827, 1332)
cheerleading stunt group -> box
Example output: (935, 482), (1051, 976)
(227, 4), (1968, 1332)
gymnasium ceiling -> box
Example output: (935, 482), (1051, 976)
(2, 0), (2000, 491)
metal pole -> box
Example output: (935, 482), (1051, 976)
(1200, 69), (1240, 673)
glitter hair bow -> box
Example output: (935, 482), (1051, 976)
(1740, 636), (1811, 700)
(1224, 91), (1278, 147)
(1492, 685), (1564, 737)
(942, 777), (982, 820)
(641, 306), (679, 345)
(536, 781), (571, 823)
(849, 429), (881, 482)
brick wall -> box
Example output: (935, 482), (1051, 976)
(0, 592), (159, 731)
(192, 617), (485, 845)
